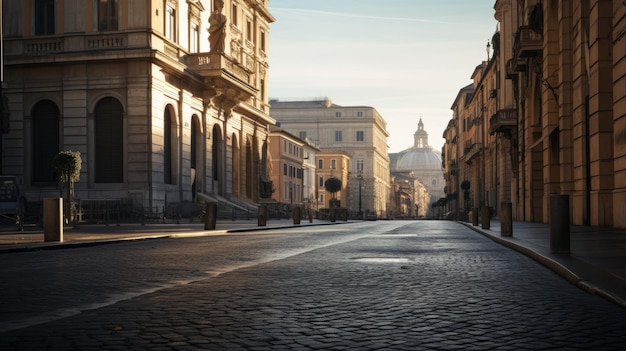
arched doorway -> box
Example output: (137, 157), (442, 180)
(212, 124), (223, 195)
(232, 133), (240, 197)
(191, 116), (202, 198)
(245, 137), (253, 199)
(32, 100), (60, 183)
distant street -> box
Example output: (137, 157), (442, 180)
(2, 221), (626, 350)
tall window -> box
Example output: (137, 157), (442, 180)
(357, 159), (364, 172)
(318, 159), (323, 169)
(246, 19), (252, 42)
(165, 4), (177, 41)
(98, 0), (118, 31)
(32, 100), (59, 183)
(319, 176), (324, 187)
(95, 98), (124, 183)
(335, 131), (342, 142)
(190, 22), (200, 53)
(356, 131), (364, 141)
(331, 160), (336, 169)
(260, 30), (266, 51)
(163, 108), (177, 185)
(231, 3), (238, 26)
(35, 0), (55, 35)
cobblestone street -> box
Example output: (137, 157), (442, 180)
(2, 221), (626, 350)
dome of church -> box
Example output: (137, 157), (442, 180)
(395, 148), (442, 171)
(392, 118), (442, 171)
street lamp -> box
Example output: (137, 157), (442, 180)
(357, 171), (363, 219)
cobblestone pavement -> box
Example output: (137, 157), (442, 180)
(2, 221), (626, 350)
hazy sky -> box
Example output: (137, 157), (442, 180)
(267, 0), (498, 153)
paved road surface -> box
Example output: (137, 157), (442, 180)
(2, 221), (625, 350)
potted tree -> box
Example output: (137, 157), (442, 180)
(53, 151), (81, 226)
(324, 176), (342, 209)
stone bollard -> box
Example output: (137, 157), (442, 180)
(500, 202), (513, 237)
(550, 194), (570, 254)
(258, 205), (267, 227)
(293, 207), (301, 225)
(43, 198), (64, 242)
(481, 205), (490, 229)
(330, 208), (336, 223)
(204, 203), (217, 230)
(472, 207), (479, 226)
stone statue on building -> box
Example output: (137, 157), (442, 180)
(208, 0), (227, 53)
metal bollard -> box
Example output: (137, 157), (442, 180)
(258, 205), (267, 227)
(481, 205), (490, 229)
(293, 207), (301, 225)
(500, 202), (513, 237)
(550, 194), (570, 254)
(330, 208), (336, 223)
(43, 198), (64, 242)
(472, 207), (479, 226)
(204, 203), (217, 230)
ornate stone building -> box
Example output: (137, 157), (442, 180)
(389, 119), (444, 216)
(444, 0), (626, 229)
(1, 0), (275, 218)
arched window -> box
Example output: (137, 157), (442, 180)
(32, 100), (59, 183)
(95, 97), (124, 183)
(163, 108), (177, 185)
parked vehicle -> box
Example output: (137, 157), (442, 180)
(0, 176), (26, 226)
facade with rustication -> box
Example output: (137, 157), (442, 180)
(1, 0), (275, 218)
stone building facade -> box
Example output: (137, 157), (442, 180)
(444, 0), (626, 229)
(1, 0), (275, 217)
(270, 99), (391, 218)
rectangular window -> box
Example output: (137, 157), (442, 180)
(35, 0), (55, 35)
(260, 30), (266, 51)
(190, 22), (200, 53)
(357, 159), (364, 172)
(246, 19), (252, 42)
(356, 131), (364, 141)
(319, 194), (324, 204)
(357, 111), (363, 117)
(165, 5), (177, 41)
(283, 163), (287, 176)
(98, 0), (118, 31)
(335, 112), (341, 117)
(319, 176), (324, 187)
(335, 131), (342, 142)
(231, 3), (238, 26)
(318, 159), (323, 169)
(331, 160), (336, 169)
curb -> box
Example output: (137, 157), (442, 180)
(0, 221), (350, 254)
(461, 222), (626, 308)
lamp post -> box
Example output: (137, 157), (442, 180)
(357, 171), (363, 219)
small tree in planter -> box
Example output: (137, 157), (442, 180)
(324, 176), (342, 208)
(53, 151), (81, 225)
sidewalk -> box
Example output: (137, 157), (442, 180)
(0, 218), (341, 252)
(462, 220), (626, 308)
(1, 218), (625, 308)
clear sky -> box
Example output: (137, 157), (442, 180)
(267, 0), (498, 153)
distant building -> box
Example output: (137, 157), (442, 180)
(316, 150), (350, 210)
(267, 125), (305, 208)
(270, 99), (391, 217)
(389, 119), (445, 215)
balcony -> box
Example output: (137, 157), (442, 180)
(513, 26), (542, 58)
(463, 142), (482, 164)
(489, 109), (518, 135)
(184, 52), (257, 100)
